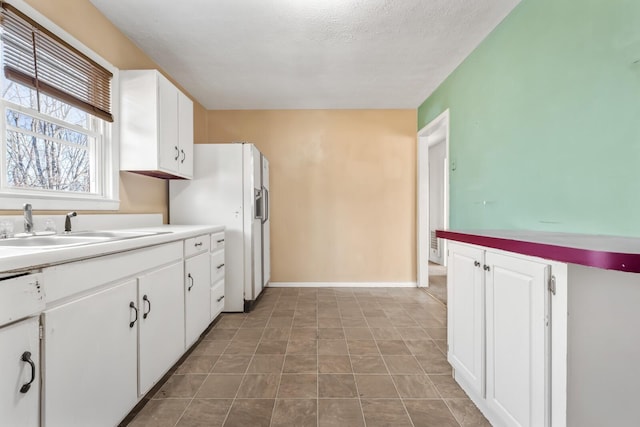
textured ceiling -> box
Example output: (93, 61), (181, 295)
(90, 0), (519, 109)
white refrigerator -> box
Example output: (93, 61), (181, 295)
(169, 143), (270, 312)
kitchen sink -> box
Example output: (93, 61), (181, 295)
(0, 230), (171, 248)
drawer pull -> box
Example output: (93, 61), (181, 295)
(483, 265), (491, 272)
(217, 263), (225, 270)
(217, 295), (225, 302)
(19, 351), (35, 394)
(217, 239), (225, 243)
(129, 302), (138, 328)
(188, 273), (194, 291)
(474, 261), (481, 267)
(194, 242), (203, 247)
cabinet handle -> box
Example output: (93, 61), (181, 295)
(194, 242), (203, 247)
(474, 261), (481, 267)
(217, 239), (225, 244)
(483, 265), (491, 272)
(217, 263), (225, 270)
(19, 351), (35, 394)
(174, 146), (179, 160)
(143, 295), (151, 319)
(129, 301), (138, 328)
(188, 273), (194, 291)
(181, 149), (185, 163)
(217, 295), (225, 302)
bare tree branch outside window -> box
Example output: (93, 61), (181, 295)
(2, 76), (99, 194)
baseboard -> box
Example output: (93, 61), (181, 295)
(268, 282), (417, 288)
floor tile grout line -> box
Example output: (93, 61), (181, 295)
(395, 294), (462, 427)
(219, 313), (255, 427)
(360, 294), (416, 427)
(350, 295), (369, 426)
(173, 320), (241, 426)
(263, 292), (282, 427)
(171, 398), (192, 427)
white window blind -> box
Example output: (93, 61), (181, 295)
(0, 2), (113, 122)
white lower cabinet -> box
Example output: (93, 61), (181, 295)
(138, 261), (185, 395)
(19, 231), (220, 427)
(485, 251), (549, 427)
(448, 242), (550, 427)
(42, 279), (138, 427)
(0, 317), (40, 427)
(448, 243), (485, 397)
(185, 251), (211, 347)
(210, 234), (225, 320)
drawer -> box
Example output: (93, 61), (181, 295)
(0, 273), (44, 326)
(210, 279), (225, 320)
(211, 250), (225, 284)
(211, 232), (225, 252)
(184, 234), (210, 258)
(44, 242), (182, 304)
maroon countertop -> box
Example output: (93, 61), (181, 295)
(436, 230), (640, 273)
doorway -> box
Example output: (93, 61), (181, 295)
(417, 109), (449, 304)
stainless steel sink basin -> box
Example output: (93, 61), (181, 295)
(0, 230), (171, 248)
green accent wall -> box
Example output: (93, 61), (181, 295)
(418, 0), (640, 236)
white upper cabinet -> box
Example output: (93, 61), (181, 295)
(120, 70), (194, 179)
(177, 91), (194, 178)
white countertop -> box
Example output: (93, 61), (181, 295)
(0, 225), (224, 275)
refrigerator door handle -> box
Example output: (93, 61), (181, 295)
(262, 186), (269, 224)
(254, 188), (264, 220)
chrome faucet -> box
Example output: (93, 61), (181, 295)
(23, 203), (33, 234)
(64, 212), (77, 233)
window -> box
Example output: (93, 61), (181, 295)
(0, 1), (119, 210)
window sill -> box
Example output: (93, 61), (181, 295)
(0, 192), (120, 211)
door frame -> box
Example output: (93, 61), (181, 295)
(417, 108), (450, 288)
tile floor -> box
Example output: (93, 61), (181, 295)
(126, 287), (490, 427)
(426, 275), (447, 306)
(426, 262), (447, 305)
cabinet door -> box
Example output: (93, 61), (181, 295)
(447, 242), (485, 396)
(485, 251), (549, 427)
(0, 317), (39, 427)
(178, 90), (193, 178)
(185, 252), (211, 347)
(158, 73), (179, 174)
(138, 262), (185, 396)
(42, 280), (138, 427)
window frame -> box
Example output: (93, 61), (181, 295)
(0, 0), (119, 211)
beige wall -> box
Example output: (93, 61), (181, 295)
(206, 110), (417, 283)
(0, 0), (208, 221)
